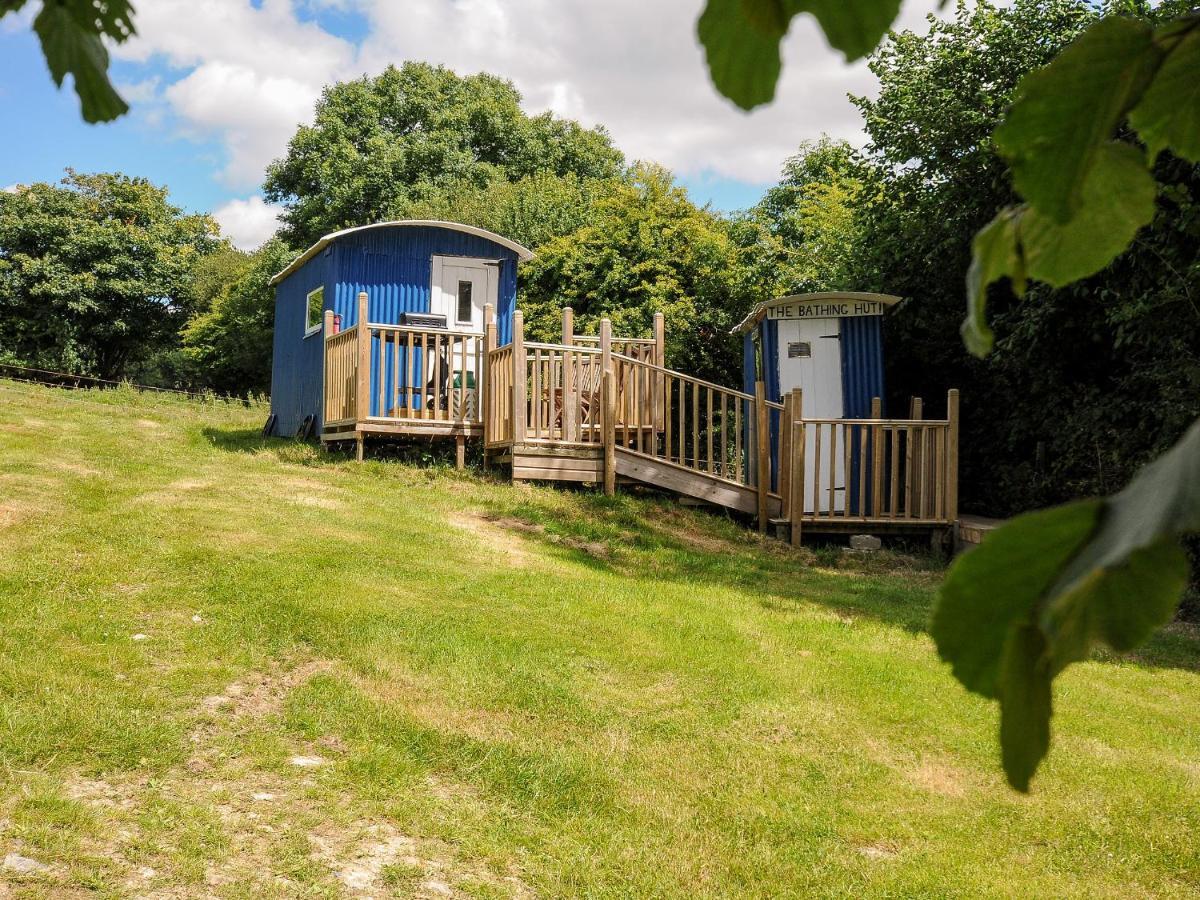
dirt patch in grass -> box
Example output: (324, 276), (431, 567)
(905, 755), (970, 798)
(0, 501), (34, 530)
(447, 513), (538, 568)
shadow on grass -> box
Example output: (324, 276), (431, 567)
(198, 426), (1200, 675)
(480, 486), (1200, 676)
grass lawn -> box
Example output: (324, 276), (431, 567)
(1, 377), (1198, 898)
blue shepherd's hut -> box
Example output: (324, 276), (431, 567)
(268, 220), (533, 438)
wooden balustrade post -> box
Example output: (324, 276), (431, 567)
(603, 368), (617, 496)
(755, 380), (769, 533)
(652, 311), (666, 432)
(511, 310), (526, 447)
(653, 311), (665, 367)
(562, 307), (574, 346)
(482, 303), (496, 455)
(321, 310), (334, 429)
(790, 423), (805, 547)
(790, 390), (804, 546)
(870, 395), (883, 515)
(778, 391), (793, 518)
(946, 389), (960, 526)
(354, 291), (370, 461)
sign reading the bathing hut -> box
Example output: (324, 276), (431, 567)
(766, 298), (890, 320)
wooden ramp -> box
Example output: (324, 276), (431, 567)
(324, 299), (961, 545)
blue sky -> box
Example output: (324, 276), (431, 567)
(0, 0), (933, 248)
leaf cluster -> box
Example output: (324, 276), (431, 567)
(2, 0), (135, 122)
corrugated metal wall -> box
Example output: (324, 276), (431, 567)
(269, 252), (329, 435)
(839, 316), (885, 418)
(270, 225), (522, 434)
(330, 227), (519, 341)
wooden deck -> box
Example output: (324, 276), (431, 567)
(322, 294), (960, 545)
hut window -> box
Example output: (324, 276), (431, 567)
(305, 286), (324, 336)
(456, 280), (473, 324)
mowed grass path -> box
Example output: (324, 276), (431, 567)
(1, 378), (1198, 898)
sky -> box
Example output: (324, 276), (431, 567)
(0, 0), (945, 251)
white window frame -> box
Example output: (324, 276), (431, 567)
(304, 286), (324, 337)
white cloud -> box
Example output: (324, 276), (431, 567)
(113, 0), (945, 193)
(115, 0), (356, 188)
(212, 195), (284, 250)
(354, 0), (945, 184)
(2, 184), (21, 193)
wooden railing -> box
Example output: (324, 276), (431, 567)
(523, 342), (605, 443)
(776, 390), (960, 543)
(323, 324), (359, 428)
(322, 292), (484, 431)
(485, 345), (514, 447)
(610, 352), (754, 486)
(329, 295), (960, 545)
(368, 324), (482, 424)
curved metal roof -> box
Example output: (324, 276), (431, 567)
(731, 291), (902, 335)
(268, 220), (535, 286)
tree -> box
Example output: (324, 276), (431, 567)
(0, 171), (219, 378)
(520, 164), (760, 386)
(264, 62), (625, 248)
(181, 240), (296, 397)
(0, 0), (134, 122)
(401, 171), (616, 253)
(742, 137), (870, 294)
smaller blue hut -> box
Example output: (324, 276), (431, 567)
(733, 291), (900, 419)
(733, 291), (901, 514)
(268, 220), (533, 439)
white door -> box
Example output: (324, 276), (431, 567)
(430, 256), (498, 333)
(778, 318), (845, 513)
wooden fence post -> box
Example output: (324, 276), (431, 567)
(321, 309), (334, 430)
(870, 395), (883, 516)
(946, 388), (960, 525)
(603, 368), (616, 496)
(755, 379), (769, 533)
(354, 291), (370, 461)
(778, 391), (794, 518)
(562, 307), (574, 346)
(512, 309), (526, 447)
(653, 311), (665, 367)
(482, 303), (496, 452)
(790, 389), (804, 547)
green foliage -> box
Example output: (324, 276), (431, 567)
(965, 14), (1200, 353)
(697, 0), (901, 109)
(181, 240), (296, 396)
(936, 420), (1199, 789)
(264, 62), (625, 248)
(738, 138), (869, 294)
(520, 165), (757, 385)
(718, 0), (1199, 789)
(401, 171), (615, 252)
(2, 0), (135, 122)
(0, 170), (219, 378)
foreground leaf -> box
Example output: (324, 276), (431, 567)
(933, 502), (1099, 698)
(998, 624), (1052, 792)
(697, 0), (787, 110)
(1129, 20), (1200, 163)
(961, 208), (1023, 357)
(31, 0), (135, 123)
(994, 16), (1157, 224)
(933, 419), (1199, 791)
(697, 0), (902, 110)
(1019, 141), (1157, 287)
